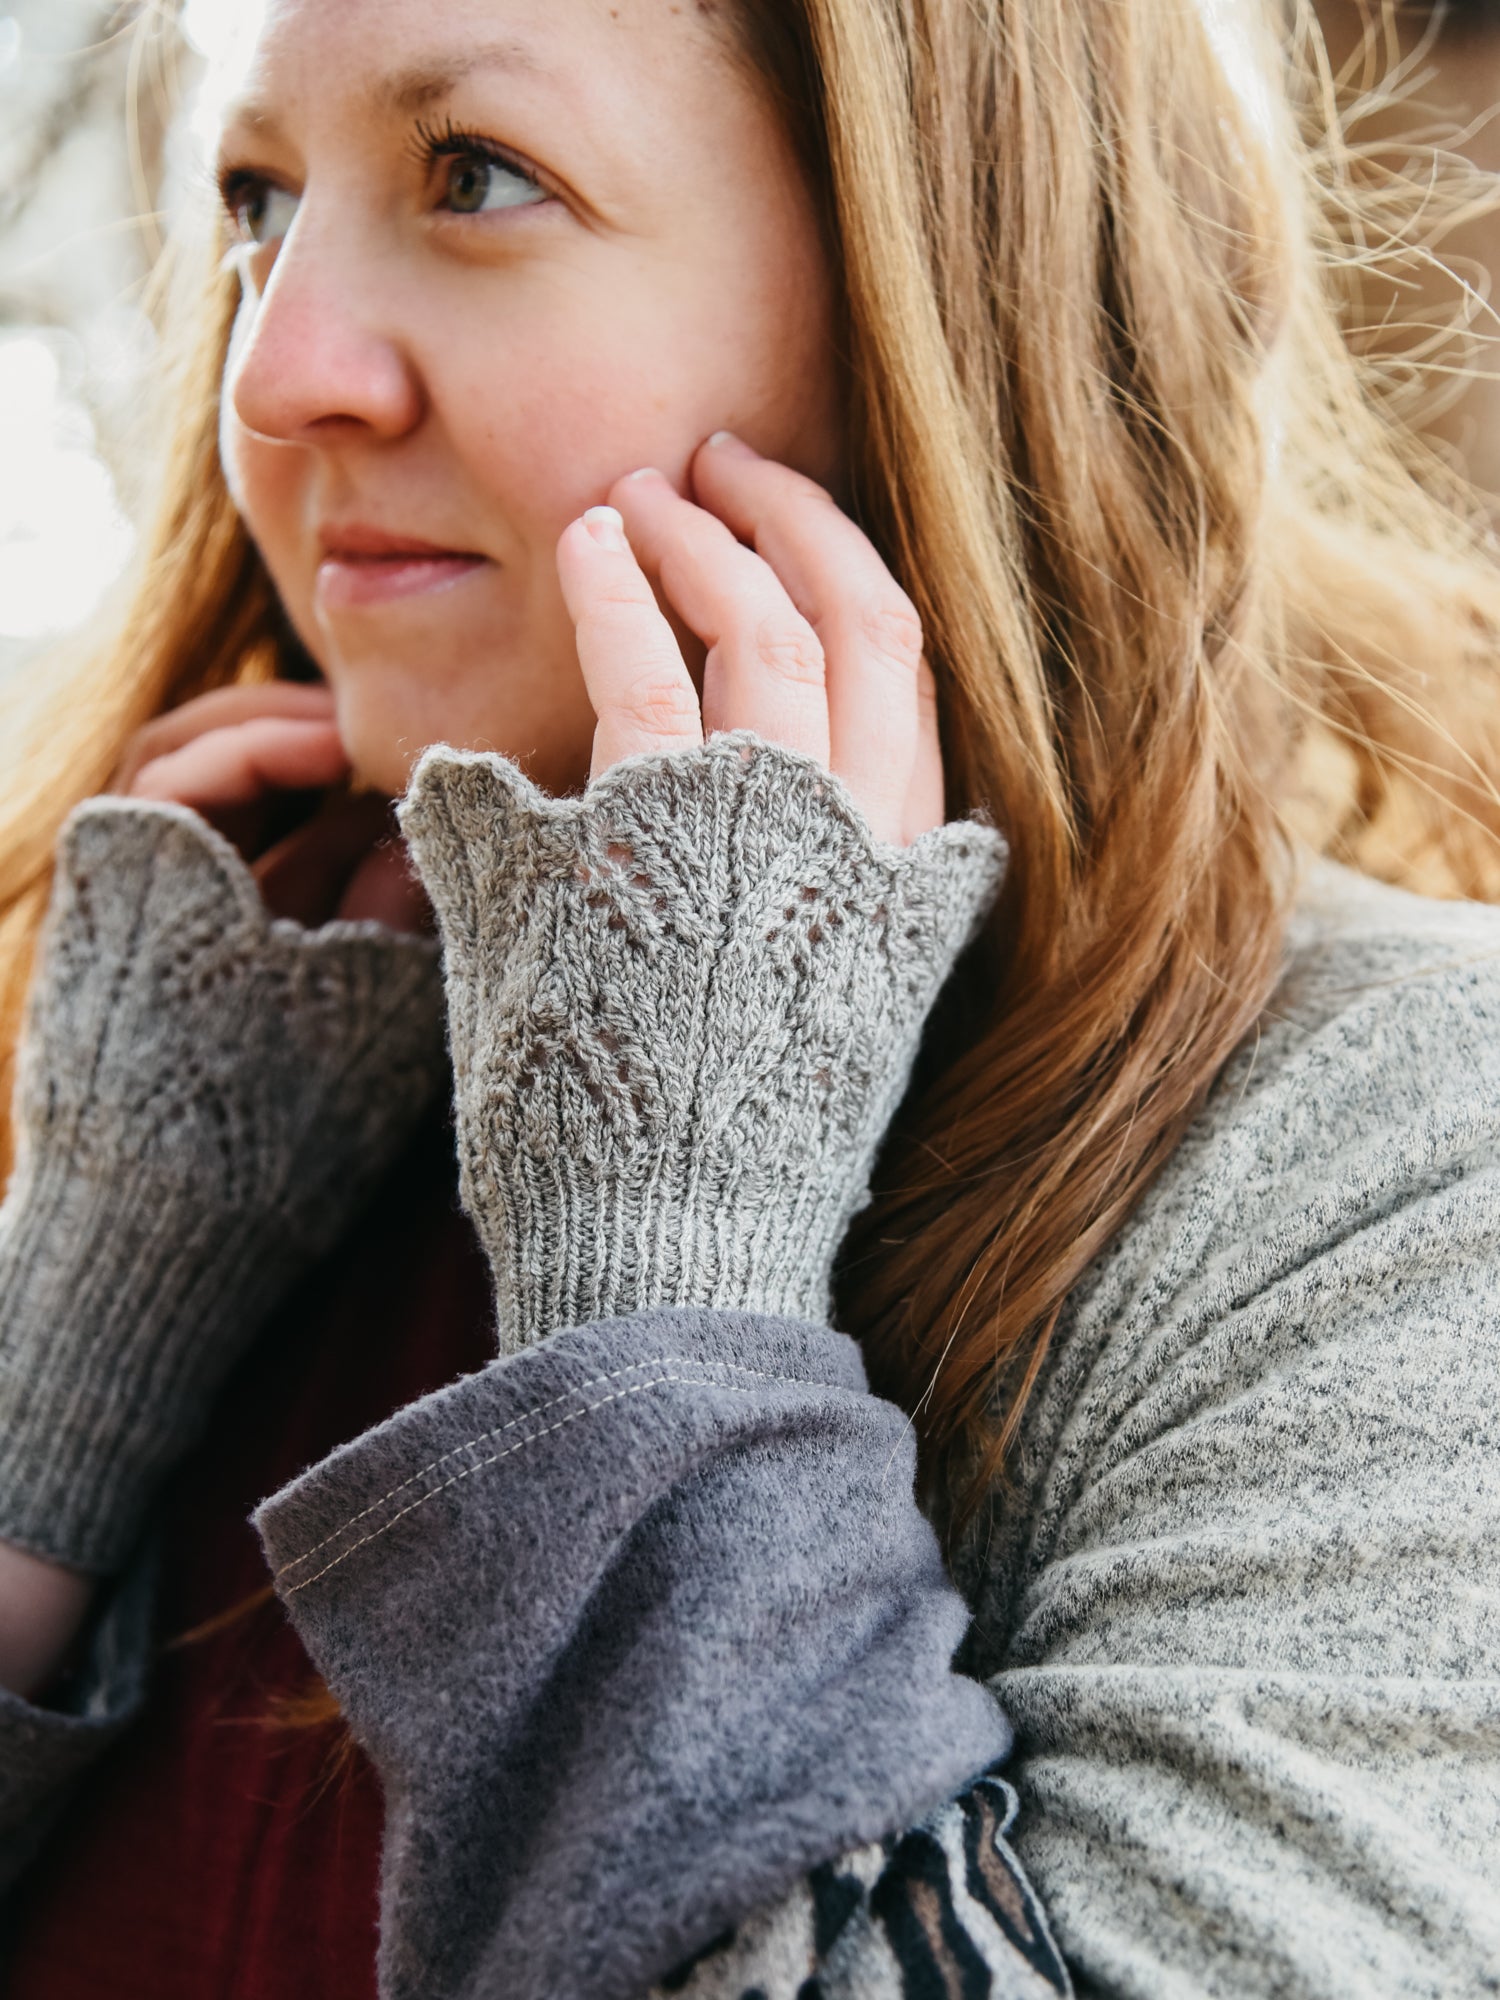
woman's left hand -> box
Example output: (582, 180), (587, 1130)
(554, 433), (943, 847)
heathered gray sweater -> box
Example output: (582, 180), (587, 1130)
(2, 737), (1498, 1999)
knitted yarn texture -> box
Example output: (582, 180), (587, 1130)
(400, 731), (1006, 1351)
(0, 797), (448, 1574)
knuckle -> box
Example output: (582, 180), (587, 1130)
(856, 593), (925, 672)
(592, 575), (655, 610)
(615, 671), (701, 736)
(127, 755), (181, 801)
(751, 613), (825, 689)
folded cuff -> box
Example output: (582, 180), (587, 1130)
(255, 1307), (1011, 2000)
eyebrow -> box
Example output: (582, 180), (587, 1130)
(220, 38), (552, 141)
(379, 39), (550, 115)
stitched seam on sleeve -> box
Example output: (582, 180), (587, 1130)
(274, 1354), (793, 1577)
(276, 1366), (803, 1596)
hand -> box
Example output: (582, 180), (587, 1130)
(401, 437), (1004, 1347)
(113, 682), (429, 933)
(555, 433), (943, 847)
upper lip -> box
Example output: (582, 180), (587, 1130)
(318, 523), (484, 562)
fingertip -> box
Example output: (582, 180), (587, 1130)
(558, 504), (637, 573)
(701, 430), (759, 461)
(582, 504), (629, 553)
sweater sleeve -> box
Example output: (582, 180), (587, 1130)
(955, 872), (1500, 2000)
(252, 1306), (1017, 2000)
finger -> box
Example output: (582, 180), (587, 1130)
(690, 434), (925, 844)
(556, 505), (703, 780)
(128, 718), (350, 816)
(903, 656), (946, 843)
(113, 682), (334, 794)
(611, 468), (831, 770)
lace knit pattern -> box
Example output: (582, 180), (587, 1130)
(400, 731), (1006, 1351)
(0, 797), (448, 1573)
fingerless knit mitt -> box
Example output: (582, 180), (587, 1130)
(0, 798), (447, 1575)
(400, 731), (1006, 1352)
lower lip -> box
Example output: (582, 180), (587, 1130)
(316, 553), (489, 609)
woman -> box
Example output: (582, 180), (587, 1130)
(0, 0), (1497, 1993)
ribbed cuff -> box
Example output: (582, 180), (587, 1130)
(0, 1148), (286, 1572)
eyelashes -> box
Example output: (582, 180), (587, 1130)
(215, 116), (550, 245)
(407, 114), (546, 199)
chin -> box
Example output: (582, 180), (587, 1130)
(325, 650), (599, 802)
(332, 699), (442, 799)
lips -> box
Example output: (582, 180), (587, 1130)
(316, 524), (490, 609)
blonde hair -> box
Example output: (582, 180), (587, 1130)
(5, 0), (1500, 1535)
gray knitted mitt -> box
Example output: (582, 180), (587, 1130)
(400, 730), (1006, 1353)
(0, 797), (447, 1574)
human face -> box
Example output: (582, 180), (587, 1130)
(216, 0), (845, 796)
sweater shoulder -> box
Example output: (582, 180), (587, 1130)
(1273, 853), (1500, 1037)
(959, 859), (1500, 1641)
(1174, 854), (1500, 1194)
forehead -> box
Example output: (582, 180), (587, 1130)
(220, 0), (727, 118)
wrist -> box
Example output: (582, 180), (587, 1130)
(0, 1539), (96, 1703)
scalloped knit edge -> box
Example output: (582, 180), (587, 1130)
(61, 794), (440, 965)
(400, 730), (1007, 881)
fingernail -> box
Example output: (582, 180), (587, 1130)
(622, 465), (664, 484)
(583, 505), (628, 551)
(706, 430), (756, 457)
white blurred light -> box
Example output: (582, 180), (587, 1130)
(181, 0), (245, 62)
(0, 337), (135, 641)
(1197, 0), (1278, 148)
(183, 0), (267, 157)
(0, 18), (20, 73)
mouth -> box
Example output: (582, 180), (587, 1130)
(316, 525), (491, 609)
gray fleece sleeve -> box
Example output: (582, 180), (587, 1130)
(253, 1306), (1014, 2000)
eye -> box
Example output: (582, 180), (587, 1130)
(412, 118), (548, 218)
(220, 173), (300, 249)
(441, 150), (546, 215)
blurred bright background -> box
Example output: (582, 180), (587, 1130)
(0, 0), (231, 673)
(1, 0), (1498, 683)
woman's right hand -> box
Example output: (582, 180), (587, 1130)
(113, 682), (430, 935)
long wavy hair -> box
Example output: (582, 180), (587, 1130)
(4, 0), (1500, 1545)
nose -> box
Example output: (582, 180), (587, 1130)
(226, 211), (424, 445)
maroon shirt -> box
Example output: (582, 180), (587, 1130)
(9, 1117), (496, 2000)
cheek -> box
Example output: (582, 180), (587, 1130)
(435, 329), (694, 548)
(427, 260), (835, 548)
